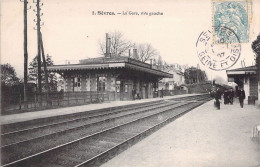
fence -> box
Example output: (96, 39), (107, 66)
(156, 90), (188, 97)
(1, 89), (189, 115)
(1, 91), (116, 114)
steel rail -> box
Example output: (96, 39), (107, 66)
(1, 94), (208, 134)
(1, 100), (165, 136)
(75, 102), (204, 167)
(1, 101), (176, 149)
(2, 101), (196, 167)
(1, 99), (168, 134)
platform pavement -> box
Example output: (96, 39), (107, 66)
(0, 93), (200, 125)
(101, 98), (260, 167)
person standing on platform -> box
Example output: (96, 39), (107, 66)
(132, 89), (136, 100)
(215, 88), (221, 110)
(161, 88), (164, 98)
(229, 88), (234, 104)
(238, 87), (246, 108)
(224, 90), (228, 104)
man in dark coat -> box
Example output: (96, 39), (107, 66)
(238, 87), (246, 108)
(160, 88), (164, 98)
(224, 90), (228, 104)
(132, 89), (136, 100)
(229, 88), (234, 104)
(215, 88), (221, 109)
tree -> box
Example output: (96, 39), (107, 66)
(1, 64), (20, 86)
(252, 34), (260, 80)
(184, 67), (208, 84)
(99, 31), (133, 57)
(1, 64), (22, 110)
(28, 54), (57, 92)
(133, 43), (158, 63)
(45, 55), (57, 91)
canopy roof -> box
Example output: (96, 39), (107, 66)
(47, 57), (172, 78)
(226, 66), (257, 76)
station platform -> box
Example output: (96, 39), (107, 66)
(101, 99), (260, 167)
(0, 94), (199, 125)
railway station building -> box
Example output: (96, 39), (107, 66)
(47, 34), (172, 101)
(226, 66), (259, 102)
(47, 57), (171, 100)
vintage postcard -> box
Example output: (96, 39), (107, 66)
(1, 0), (260, 166)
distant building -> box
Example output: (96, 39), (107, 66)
(226, 66), (258, 101)
(158, 64), (185, 90)
(170, 63), (184, 72)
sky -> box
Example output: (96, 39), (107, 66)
(1, 0), (260, 83)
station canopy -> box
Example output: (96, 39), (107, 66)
(226, 66), (257, 76)
(47, 57), (172, 78)
(226, 66), (257, 83)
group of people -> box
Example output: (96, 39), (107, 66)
(132, 88), (164, 100)
(214, 87), (246, 109)
(132, 89), (141, 100)
(223, 88), (234, 105)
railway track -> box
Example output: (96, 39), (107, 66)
(1, 100), (166, 134)
(1, 94), (210, 134)
(1, 94), (212, 167)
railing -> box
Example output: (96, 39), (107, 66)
(155, 90), (188, 97)
(1, 89), (189, 115)
(1, 91), (116, 115)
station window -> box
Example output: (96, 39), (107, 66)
(125, 84), (128, 93)
(116, 85), (120, 93)
(97, 76), (106, 91)
(73, 77), (81, 91)
(116, 81), (121, 93)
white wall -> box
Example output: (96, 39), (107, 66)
(258, 81), (260, 102)
(244, 77), (250, 100)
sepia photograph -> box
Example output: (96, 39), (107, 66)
(1, 0), (260, 166)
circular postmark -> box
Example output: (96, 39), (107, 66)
(196, 26), (241, 71)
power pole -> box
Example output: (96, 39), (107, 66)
(40, 32), (50, 104)
(36, 0), (42, 94)
(21, 0), (31, 109)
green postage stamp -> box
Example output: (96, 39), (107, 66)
(212, 0), (252, 43)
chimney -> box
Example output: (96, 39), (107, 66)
(128, 49), (131, 57)
(105, 33), (111, 58)
(150, 59), (153, 65)
(133, 49), (137, 59)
